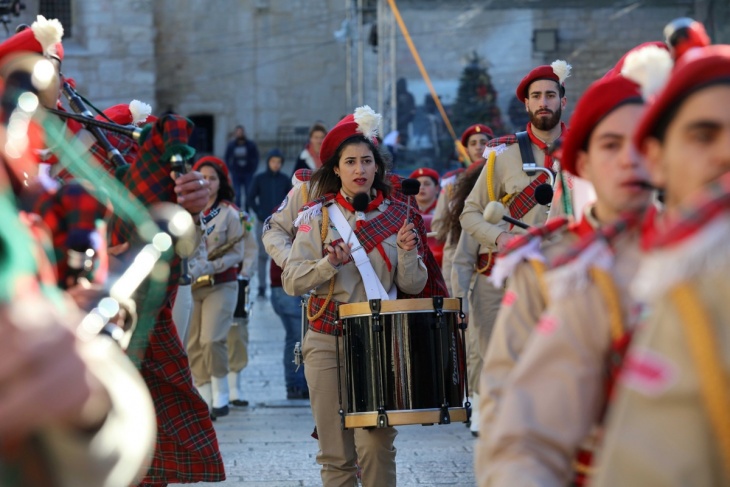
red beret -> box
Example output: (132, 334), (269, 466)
(95, 100), (157, 126)
(561, 76), (643, 176)
(0, 16), (64, 62)
(409, 167), (440, 184)
(516, 60), (571, 100)
(634, 44), (730, 153)
(320, 106), (381, 165)
(193, 155), (231, 185)
(460, 124), (494, 147)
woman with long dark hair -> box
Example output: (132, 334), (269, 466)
(283, 107), (427, 486)
(187, 156), (245, 419)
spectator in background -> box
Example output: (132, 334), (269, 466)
(396, 77), (416, 147)
(293, 122), (327, 172)
(246, 149), (292, 298)
(269, 260), (309, 400)
(225, 125), (260, 208)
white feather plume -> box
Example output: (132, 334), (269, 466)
(129, 100), (152, 125)
(354, 105), (381, 140)
(31, 15), (64, 56)
(621, 45), (673, 100)
(550, 60), (572, 84)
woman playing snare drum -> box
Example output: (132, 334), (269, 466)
(282, 106), (427, 486)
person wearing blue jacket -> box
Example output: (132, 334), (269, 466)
(246, 149), (292, 297)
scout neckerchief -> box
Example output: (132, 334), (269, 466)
(202, 201), (222, 236)
(419, 198), (438, 215)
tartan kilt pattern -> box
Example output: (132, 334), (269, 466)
(137, 306), (225, 485)
(308, 296), (342, 335)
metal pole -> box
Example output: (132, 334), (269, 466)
(377, 0), (383, 119)
(357, 0), (364, 106)
(345, 0), (352, 109)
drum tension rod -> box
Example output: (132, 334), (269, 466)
(458, 300), (472, 423)
(334, 322), (347, 431)
(432, 296), (451, 425)
(369, 299), (389, 428)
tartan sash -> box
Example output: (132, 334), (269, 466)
(508, 171), (550, 221)
(329, 201), (410, 258)
(308, 296), (342, 335)
(477, 252), (496, 276)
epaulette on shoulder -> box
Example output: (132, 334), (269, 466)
(292, 168), (312, 189)
(544, 233), (614, 302)
(292, 194), (334, 228)
(489, 217), (570, 287)
(487, 134), (518, 147)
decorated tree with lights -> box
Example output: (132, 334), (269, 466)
(452, 52), (506, 136)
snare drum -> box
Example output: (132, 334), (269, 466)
(339, 297), (468, 428)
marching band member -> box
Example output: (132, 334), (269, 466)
(187, 156), (245, 419)
(479, 46), (669, 486)
(432, 124), (493, 296)
(592, 43), (730, 487)
(262, 168), (447, 299)
(459, 60), (571, 363)
(282, 107), (427, 486)
(226, 208), (257, 407)
(446, 162), (487, 437)
(409, 166), (443, 264)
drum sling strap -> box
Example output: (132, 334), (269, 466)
(328, 204), (395, 301)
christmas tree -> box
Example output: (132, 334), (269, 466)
(452, 52), (506, 137)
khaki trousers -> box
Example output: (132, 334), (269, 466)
(227, 317), (249, 373)
(471, 275), (505, 359)
(187, 281), (238, 385)
(303, 330), (397, 487)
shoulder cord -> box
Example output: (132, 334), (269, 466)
(306, 206), (336, 322)
(528, 259), (549, 304)
(672, 283), (730, 477)
(482, 147), (515, 269)
(589, 267), (625, 342)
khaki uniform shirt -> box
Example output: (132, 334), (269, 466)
(592, 213), (730, 487)
(282, 195), (427, 302)
(477, 208), (599, 456)
(481, 228), (642, 487)
(262, 183), (308, 267)
(190, 202), (245, 279)
(460, 141), (551, 250)
(450, 229), (485, 315)
(240, 214), (258, 277)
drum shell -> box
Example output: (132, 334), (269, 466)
(342, 300), (465, 415)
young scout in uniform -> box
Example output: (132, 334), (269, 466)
(478, 48), (668, 486)
(261, 164), (448, 298)
(476, 43), (669, 478)
(432, 123), (493, 296)
(459, 60), (571, 373)
(592, 44), (730, 487)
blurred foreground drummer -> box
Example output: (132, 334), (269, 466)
(592, 43), (730, 487)
(282, 106), (427, 486)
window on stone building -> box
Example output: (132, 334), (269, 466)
(39, 0), (72, 38)
(188, 115), (215, 155)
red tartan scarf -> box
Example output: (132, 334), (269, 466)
(330, 191), (412, 271)
(641, 173), (730, 250)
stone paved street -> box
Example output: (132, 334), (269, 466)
(193, 278), (477, 486)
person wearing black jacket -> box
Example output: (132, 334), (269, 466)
(246, 149), (292, 297)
